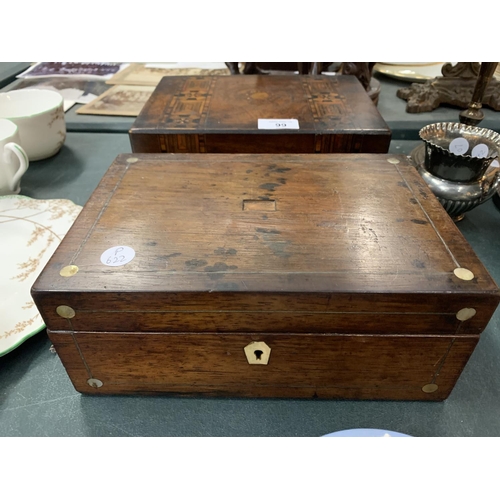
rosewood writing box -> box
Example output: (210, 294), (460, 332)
(31, 153), (499, 400)
(129, 75), (391, 154)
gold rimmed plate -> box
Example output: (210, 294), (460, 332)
(375, 62), (500, 83)
(374, 63), (445, 82)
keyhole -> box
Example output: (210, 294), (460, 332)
(244, 341), (270, 365)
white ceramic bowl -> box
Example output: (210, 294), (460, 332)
(0, 89), (66, 161)
(0, 118), (29, 195)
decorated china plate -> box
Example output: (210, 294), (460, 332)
(0, 195), (81, 357)
(375, 62), (500, 83)
(373, 62), (445, 82)
(323, 428), (411, 437)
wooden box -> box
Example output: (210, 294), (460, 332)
(31, 153), (499, 400)
(129, 75), (391, 154)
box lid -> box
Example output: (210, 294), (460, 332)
(32, 153), (500, 335)
(129, 75), (390, 136)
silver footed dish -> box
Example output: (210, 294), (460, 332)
(419, 122), (500, 183)
(410, 143), (500, 221)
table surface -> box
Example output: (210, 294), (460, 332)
(1, 64), (500, 436)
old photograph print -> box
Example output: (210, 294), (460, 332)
(76, 85), (155, 116)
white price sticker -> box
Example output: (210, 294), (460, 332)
(258, 119), (299, 130)
(100, 246), (136, 267)
(449, 137), (469, 155)
(471, 143), (489, 158)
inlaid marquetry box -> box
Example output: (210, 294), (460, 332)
(129, 75), (392, 154)
(31, 153), (499, 400)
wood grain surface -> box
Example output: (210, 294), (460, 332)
(48, 330), (479, 400)
(129, 75), (391, 153)
(32, 153), (499, 399)
(32, 153), (499, 336)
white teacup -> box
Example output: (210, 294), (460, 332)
(0, 118), (29, 195)
(0, 89), (66, 161)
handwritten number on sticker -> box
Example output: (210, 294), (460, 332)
(100, 246), (135, 267)
(106, 254), (126, 265)
(449, 137), (469, 156)
(258, 119), (300, 130)
(471, 144), (489, 158)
